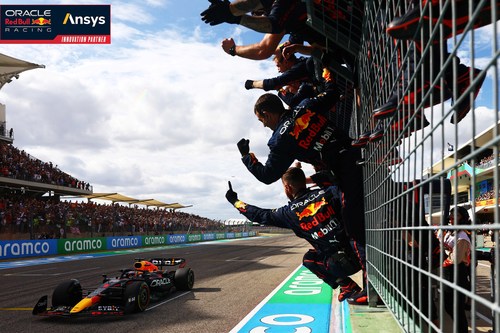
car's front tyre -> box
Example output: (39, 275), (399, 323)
(52, 279), (82, 307)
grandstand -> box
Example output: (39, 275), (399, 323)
(0, 54), (89, 198)
(425, 121), (500, 226)
(0, 53), (213, 241)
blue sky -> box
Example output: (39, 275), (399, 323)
(0, 0), (498, 221)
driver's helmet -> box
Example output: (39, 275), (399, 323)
(134, 260), (158, 272)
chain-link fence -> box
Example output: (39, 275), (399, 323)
(309, 0), (498, 332)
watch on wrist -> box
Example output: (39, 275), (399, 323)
(229, 45), (236, 56)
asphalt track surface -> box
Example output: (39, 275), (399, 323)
(0, 234), (311, 333)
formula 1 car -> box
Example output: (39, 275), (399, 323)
(32, 257), (194, 317)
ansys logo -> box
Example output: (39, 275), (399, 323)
(0, 5), (111, 44)
(62, 12), (106, 27)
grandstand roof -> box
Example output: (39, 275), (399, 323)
(83, 192), (191, 209)
(84, 192), (137, 203)
(0, 53), (45, 90)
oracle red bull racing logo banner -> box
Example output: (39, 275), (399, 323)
(0, 5), (110, 44)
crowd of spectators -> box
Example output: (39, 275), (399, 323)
(478, 153), (497, 169)
(476, 189), (498, 202)
(0, 141), (243, 240)
(0, 142), (91, 191)
(0, 195), (230, 240)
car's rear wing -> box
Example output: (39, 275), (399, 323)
(150, 258), (186, 268)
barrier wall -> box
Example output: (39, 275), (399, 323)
(0, 231), (257, 260)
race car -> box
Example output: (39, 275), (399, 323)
(32, 257), (194, 317)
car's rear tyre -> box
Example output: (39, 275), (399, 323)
(174, 268), (194, 291)
(123, 281), (150, 314)
(52, 279), (82, 307)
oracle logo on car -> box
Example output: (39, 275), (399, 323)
(150, 278), (170, 287)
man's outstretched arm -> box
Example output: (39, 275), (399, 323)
(222, 33), (285, 60)
(225, 181), (289, 227)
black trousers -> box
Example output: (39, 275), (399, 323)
(302, 248), (361, 289)
(443, 263), (469, 333)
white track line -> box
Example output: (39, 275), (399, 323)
(145, 291), (191, 311)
